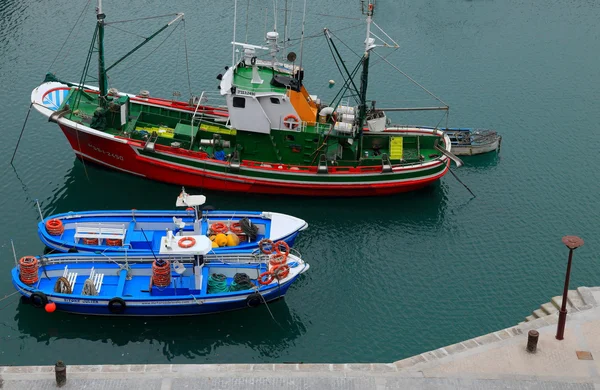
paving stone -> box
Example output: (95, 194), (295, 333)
(371, 363), (397, 372)
(101, 365), (129, 373)
(252, 364), (275, 371)
(444, 343), (467, 355)
(474, 332), (501, 345)
(68, 365), (102, 373)
(297, 364), (332, 372)
(462, 339), (479, 349)
(393, 358), (415, 369)
(494, 330), (512, 340)
(144, 364), (172, 373)
(273, 364), (298, 371)
(346, 364), (372, 371)
(128, 365), (145, 372)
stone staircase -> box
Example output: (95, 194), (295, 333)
(520, 286), (599, 325)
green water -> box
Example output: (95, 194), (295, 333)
(1, 0), (600, 365)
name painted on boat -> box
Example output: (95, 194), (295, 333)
(88, 143), (124, 161)
(138, 300), (196, 305)
(236, 89), (255, 96)
(63, 298), (100, 304)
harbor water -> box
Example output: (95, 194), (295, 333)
(0, 0), (599, 365)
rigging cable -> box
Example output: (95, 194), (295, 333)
(371, 49), (449, 108)
(10, 103), (33, 165)
(110, 20), (184, 76)
(47, 0), (92, 73)
(105, 13), (182, 26)
(182, 18), (192, 98)
(448, 168), (476, 198)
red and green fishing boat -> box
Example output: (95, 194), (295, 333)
(31, 0), (462, 196)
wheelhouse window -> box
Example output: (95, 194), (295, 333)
(233, 97), (246, 108)
(270, 97), (280, 104)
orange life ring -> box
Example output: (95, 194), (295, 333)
(106, 238), (122, 247)
(178, 236), (196, 248)
(283, 114), (300, 130)
(269, 254), (287, 267)
(186, 207), (194, 212)
(273, 240), (289, 257)
(229, 221), (243, 234)
(19, 256), (39, 285)
(210, 222), (228, 234)
(258, 271), (273, 285)
(45, 219), (64, 236)
(272, 264), (290, 279)
(259, 239), (274, 254)
(83, 237), (99, 245)
(152, 259), (171, 287)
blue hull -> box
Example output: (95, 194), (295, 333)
(38, 209), (306, 254)
(12, 253), (308, 317)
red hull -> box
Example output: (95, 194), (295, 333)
(60, 125), (448, 197)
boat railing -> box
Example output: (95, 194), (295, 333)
(74, 222), (127, 245)
(38, 248), (302, 267)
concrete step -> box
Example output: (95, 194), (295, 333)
(532, 308), (546, 319)
(569, 290), (586, 309)
(551, 296), (576, 312)
(541, 302), (558, 315)
(577, 287), (597, 307)
(525, 315), (536, 322)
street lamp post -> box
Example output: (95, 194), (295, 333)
(555, 235), (584, 340)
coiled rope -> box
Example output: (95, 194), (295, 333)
(81, 279), (98, 296)
(207, 273), (228, 294)
(54, 276), (72, 294)
(240, 217), (258, 241)
(228, 273), (255, 292)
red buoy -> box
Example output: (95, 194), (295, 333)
(45, 302), (57, 313)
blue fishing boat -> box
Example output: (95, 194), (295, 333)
(38, 188), (307, 254)
(12, 236), (309, 316)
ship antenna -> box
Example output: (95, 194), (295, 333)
(298, 0), (307, 72)
(232, 0), (238, 66)
(357, 1), (375, 133)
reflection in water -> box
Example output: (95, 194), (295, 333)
(42, 159), (451, 232)
(460, 151), (501, 170)
(15, 298), (307, 361)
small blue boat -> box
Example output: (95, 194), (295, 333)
(38, 188), (307, 254)
(12, 236), (309, 316)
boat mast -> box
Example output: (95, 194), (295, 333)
(96, 0), (108, 108)
(232, 0), (238, 66)
(358, 1), (375, 132)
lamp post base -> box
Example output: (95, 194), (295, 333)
(556, 309), (568, 340)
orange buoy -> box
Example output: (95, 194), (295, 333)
(106, 238), (122, 246)
(45, 302), (57, 313)
(152, 259), (171, 287)
(45, 219), (64, 236)
(210, 222), (228, 234)
(19, 256), (39, 285)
